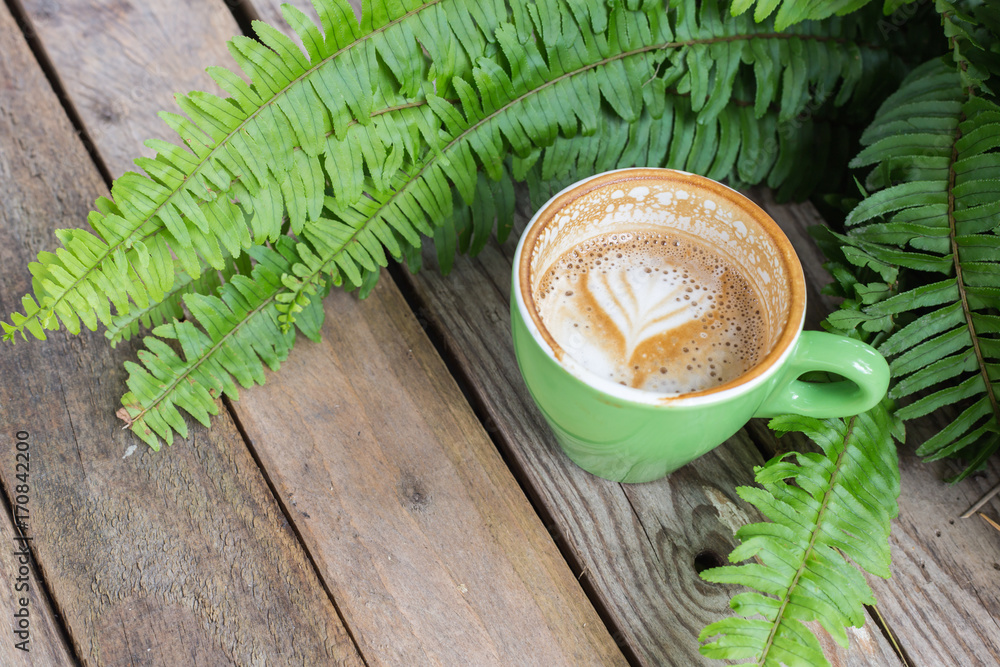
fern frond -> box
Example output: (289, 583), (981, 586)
(826, 56), (1000, 478)
(517, 94), (860, 214)
(320, 0), (890, 285)
(8, 0), (898, 452)
(477, 2), (896, 234)
(2, 0), (893, 347)
(1, 0), (503, 342)
(117, 237), (329, 449)
(269, 0), (892, 301)
(699, 405), (900, 667)
(117, 200), (398, 447)
(110, 0), (893, 449)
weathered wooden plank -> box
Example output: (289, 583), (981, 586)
(755, 189), (1000, 664)
(18, 0), (627, 663)
(396, 184), (904, 663)
(0, 480), (75, 665)
(0, 3), (361, 665)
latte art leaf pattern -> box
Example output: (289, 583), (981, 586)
(534, 231), (768, 394)
(585, 265), (704, 365)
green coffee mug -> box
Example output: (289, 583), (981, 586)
(511, 168), (889, 483)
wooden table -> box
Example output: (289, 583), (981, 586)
(0, 1), (997, 665)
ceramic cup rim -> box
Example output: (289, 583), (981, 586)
(512, 167), (807, 407)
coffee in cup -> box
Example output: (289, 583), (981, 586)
(532, 227), (768, 394)
(511, 168), (890, 483)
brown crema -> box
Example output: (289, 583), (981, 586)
(533, 229), (767, 394)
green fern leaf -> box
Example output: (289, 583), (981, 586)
(104, 259), (226, 347)
(103, 0), (895, 450)
(2, 0), (892, 347)
(117, 237), (329, 449)
(699, 405), (900, 667)
(117, 200), (399, 447)
(827, 55), (1000, 477)
(282, 0), (891, 302)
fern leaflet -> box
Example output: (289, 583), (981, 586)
(104, 260), (225, 347)
(825, 57), (1000, 478)
(728, 0), (876, 29)
(699, 405), (901, 667)
(117, 237), (329, 449)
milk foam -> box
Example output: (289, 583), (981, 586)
(534, 229), (767, 394)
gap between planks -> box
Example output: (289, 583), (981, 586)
(214, 2), (372, 660)
(3, 0), (113, 186)
(222, 395), (372, 667)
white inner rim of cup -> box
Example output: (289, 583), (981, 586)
(513, 168), (806, 406)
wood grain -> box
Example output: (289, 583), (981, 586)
(395, 185), (903, 664)
(753, 189), (1000, 664)
(0, 3), (361, 665)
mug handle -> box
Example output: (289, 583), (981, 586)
(754, 331), (890, 419)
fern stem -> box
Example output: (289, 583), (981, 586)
(945, 115), (1000, 439)
(942, 23), (998, 436)
(126, 288), (284, 428)
(104, 267), (198, 340)
(757, 416), (857, 666)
